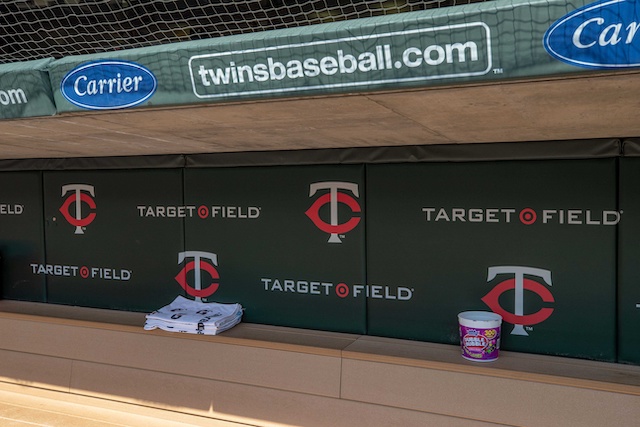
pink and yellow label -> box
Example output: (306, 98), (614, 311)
(460, 326), (500, 361)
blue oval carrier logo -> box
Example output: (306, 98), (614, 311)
(544, 0), (640, 69)
(61, 60), (157, 110)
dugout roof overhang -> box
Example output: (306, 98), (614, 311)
(1, 0), (639, 160)
(0, 70), (639, 160)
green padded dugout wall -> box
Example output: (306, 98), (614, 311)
(0, 139), (631, 363)
(184, 165), (367, 334)
(42, 169), (184, 311)
(366, 158), (618, 361)
(618, 139), (640, 365)
(0, 171), (45, 302)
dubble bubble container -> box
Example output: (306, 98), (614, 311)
(458, 311), (502, 362)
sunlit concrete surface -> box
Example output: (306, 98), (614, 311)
(0, 301), (639, 426)
(0, 383), (249, 427)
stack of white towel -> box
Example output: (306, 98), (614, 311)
(144, 295), (243, 335)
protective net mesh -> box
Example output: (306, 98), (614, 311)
(0, 0), (492, 64)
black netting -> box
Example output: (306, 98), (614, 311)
(0, 0), (492, 64)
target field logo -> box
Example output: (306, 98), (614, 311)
(335, 283), (350, 298)
(519, 208), (537, 225)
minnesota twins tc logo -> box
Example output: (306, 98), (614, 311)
(481, 266), (554, 336)
(305, 181), (361, 243)
(174, 251), (220, 301)
(59, 184), (96, 234)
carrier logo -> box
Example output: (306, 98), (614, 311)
(305, 181), (361, 243)
(59, 184), (96, 234)
(544, 0), (640, 68)
(175, 251), (220, 301)
(482, 266), (554, 336)
(61, 60), (157, 110)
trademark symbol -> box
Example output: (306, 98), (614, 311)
(525, 326), (534, 332)
(340, 234), (345, 239)
(493, 68), (504, 74)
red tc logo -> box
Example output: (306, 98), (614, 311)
(481, 266), (554, 336)
(174, 251), (219, 301)
(305, 181), (361, 243)
(59, 184), (96, 234)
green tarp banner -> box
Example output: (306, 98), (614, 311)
(618, 139), (640, 365)
(36, 165), (368, 331)
(0, 140), (636, 363)
(366, 158), (618, 361)
(41, 170), (184, 311)
(183, 166), (367, 333)
(0, 171), (46, 302)
(46, 0), (596, 113)
(0, 59), (56, 119)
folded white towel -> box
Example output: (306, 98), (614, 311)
(144, 295), (243, 335)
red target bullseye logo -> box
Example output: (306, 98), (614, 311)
(80, 266), (90, 278)
(335, 283), (349, 298)
(198, 205), (209, 219)
(519, 208), (537, 225)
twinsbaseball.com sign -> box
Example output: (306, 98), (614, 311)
(188, 22), (491, 99)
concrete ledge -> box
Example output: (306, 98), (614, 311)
(343, 335), (640, 395)
(0, 300), (639, 426)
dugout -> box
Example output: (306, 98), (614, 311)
(0, 0), (639, 425)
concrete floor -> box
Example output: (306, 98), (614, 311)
(0, 383), (247, 427)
